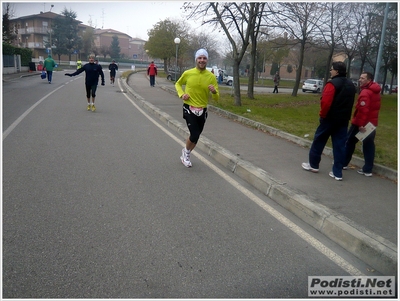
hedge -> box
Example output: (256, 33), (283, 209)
(2, 43), (33, 66)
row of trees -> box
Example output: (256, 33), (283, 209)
(145, 2), (397, 106)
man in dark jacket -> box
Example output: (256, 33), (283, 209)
(302, 61), (356, 180)
(273, 71), (280, 93)
(108, 59), (118, 86)
(65, 55), (105, 112)
(343, 72), (381, 177)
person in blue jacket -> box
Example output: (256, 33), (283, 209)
(65, 55), (105, 112)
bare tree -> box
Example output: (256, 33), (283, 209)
(247, 2), (266, 99)
(184, 2), (260, 106)
(334, 3), (368, 81)
(268, 2), (324, 96)
(187, 31), (220, 67)
(314, 2), (351, 85)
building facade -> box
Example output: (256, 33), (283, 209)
(9, 11), (145, 62)
(9, 11), (86, 61)
(93, 28), (131, 59)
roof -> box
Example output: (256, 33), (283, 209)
(11, 11), (82, 23)
(94, 28), (132, 38)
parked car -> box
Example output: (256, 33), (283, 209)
(391, 86), (397, 93)
(206, 67), (234, 86)
(166, 69), (181, 81)
(302, 79), (324, 93)
(221, 71), (234, 86)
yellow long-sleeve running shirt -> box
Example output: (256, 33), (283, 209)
(175, 67), (220, 108)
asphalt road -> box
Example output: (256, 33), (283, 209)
(3, 71), (378, 298)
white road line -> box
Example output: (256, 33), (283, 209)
(3, 85), (64, 141)
(3, 76), (83, 141)
(118, 79), (365, 277)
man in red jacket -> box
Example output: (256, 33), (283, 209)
(344, 72), (381, 177)
(302, 61), (356, 181)
(147, 61), (157, 87)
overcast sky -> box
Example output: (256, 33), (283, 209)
(8, 1), (203, 40)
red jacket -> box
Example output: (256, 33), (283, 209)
(147, 63), (157, 76)
(351, 81), (381, 127)
(319, 82), (336, 118)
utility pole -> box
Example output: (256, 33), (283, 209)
(49, 4), (54, 56)
(374, 3), (389, 84)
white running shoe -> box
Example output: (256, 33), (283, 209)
(329, 171), (342, 181)
(301, 162), (319, 173)
(357, 169), (372, 177)
(180, 148), (192, 167)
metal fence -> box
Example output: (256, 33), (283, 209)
(3, 55), (15, 67)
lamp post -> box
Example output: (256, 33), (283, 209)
(174, 37), (180, 82)
(374, 2), (389, 84)
(49, 4), (54, 56)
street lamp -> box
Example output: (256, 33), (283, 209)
(49, 4), (54, 56)
(174, 37), (180, 81)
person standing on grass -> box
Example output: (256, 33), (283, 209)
(43, 54), (56, 84)
(273, 71), (280, 93)
(302, 61), (355, 181)
(343, 72), (381, 177)
(65, 55), (105, 112)
(175, 48), (219, 167)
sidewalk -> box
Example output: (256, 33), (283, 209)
(121, 72), (397, 275)
(2, 70), (40, 82)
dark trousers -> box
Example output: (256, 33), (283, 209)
(273, 85), (278, 93)
(344, 124), (376, 173)
(85, 84), (97, 99)
(183, 104), (208, 144)
(149, 75), (155, 86)
(309, 118), (348, 177)
(46, 71), (53, 82)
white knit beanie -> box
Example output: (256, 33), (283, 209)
(195, 48), (208, 60)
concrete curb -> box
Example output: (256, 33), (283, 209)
(121, 78), (397, 275)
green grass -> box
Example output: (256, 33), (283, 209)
(209, 91), (398, 170)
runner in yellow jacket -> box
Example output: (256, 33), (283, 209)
(175, 48), (219, 167)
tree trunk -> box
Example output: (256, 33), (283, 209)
(247, 43), (256, 99)
(232, 59), (242, 106)
(324, 44), (335, 85)
(292, 40), (306, 96)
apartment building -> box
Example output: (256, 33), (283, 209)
(10, 11), (83, 60)
(9, 11), (143, 61)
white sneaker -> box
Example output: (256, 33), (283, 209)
(301, 162), (319, 173)
(329, 171), (342, 181)
(180, 148), (192, 167)
(357, 169), (372, 177)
